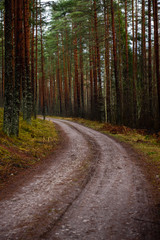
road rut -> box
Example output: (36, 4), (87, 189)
(0, 119), (160, 240)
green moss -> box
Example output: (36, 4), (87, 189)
(0, 110), (59, 184)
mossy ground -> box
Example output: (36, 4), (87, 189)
(0, 109), (59, 186)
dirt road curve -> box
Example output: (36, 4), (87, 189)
(0, 119), (160, 240)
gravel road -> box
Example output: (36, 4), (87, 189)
(0, 119), (160, 240)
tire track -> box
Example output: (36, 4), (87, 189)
(44, 119), (160, 240)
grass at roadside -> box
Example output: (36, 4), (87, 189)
(0, 109), (59, 186)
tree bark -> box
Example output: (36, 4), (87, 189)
(62, 34), (68, 116)
(56, 34), (62, 115)
(132, 0), (137, 126)
(148, 0), (152, 123)
(79, 35), (84, 117)
(40, 1), (46, 119)
(103, 0), (111, 123)
(152, 0), (160, 128)
(1, 9), (4, 100)
(73, 23), (80, 116)
(123, 0), (130, 126)
(3, 0), (13, 135)
(35, 0), (38, 118)
(111, 0), (121, 124)
(31, 0), (36, 118)
(140, 0), (148, 128)
(23, 0), (32, 122)
(93, 0), (103, 121)
(89, 30), (94, 118)
(11, 0), (23, 136)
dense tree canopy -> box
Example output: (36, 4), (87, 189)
(1, 0), (160, 136)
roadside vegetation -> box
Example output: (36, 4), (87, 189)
(64, 117), (160, 190)
(1, 112), (160, 191)
(0, 109), (59, 188)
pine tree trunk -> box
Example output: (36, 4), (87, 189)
(148, 0), (153, 124)
(152, 0), (160, 128)
(103, 0), (111, 123)
(40, 2), (46, 119)
(93, 44), (98, 119)
(117, 0), (123, 123)
(135, 0), (138, 93)
(62, 34), (68, 116)
(89, 30), (94, 119)
(23, 0), (32, 122)
(66, 30), (72, 115)
(12, 0), (16, 87)
(49, 57), (54, 114)
(56, 34), (62, 115)
(140, 0), (148, 128)
(3, 0), (13, 136)
(93, 0), (103, 121)
(35, 0), (38, 118)
(132, 0), (137, 126)
(79, 35), (84, 117)
(1, 9), (4, 100)
(111, 0), (121, 124)
(11, 0), (23, 136)
(31, 0), (36, 118)
(123, 0), (130, 126)
(73, 23), (80, 116)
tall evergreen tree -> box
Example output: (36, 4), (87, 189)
(3, 0), (13, 136)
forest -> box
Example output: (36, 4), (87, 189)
(1, 0), (160, 136)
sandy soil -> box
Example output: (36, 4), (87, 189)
(0, 119), (160, 240)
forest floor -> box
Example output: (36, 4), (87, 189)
(0, 109), (59, 190)
(0, 118), (160, 239)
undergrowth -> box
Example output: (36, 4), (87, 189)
(0, 109), (59, 186)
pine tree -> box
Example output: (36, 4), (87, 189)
(3, 0), (13, 136)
